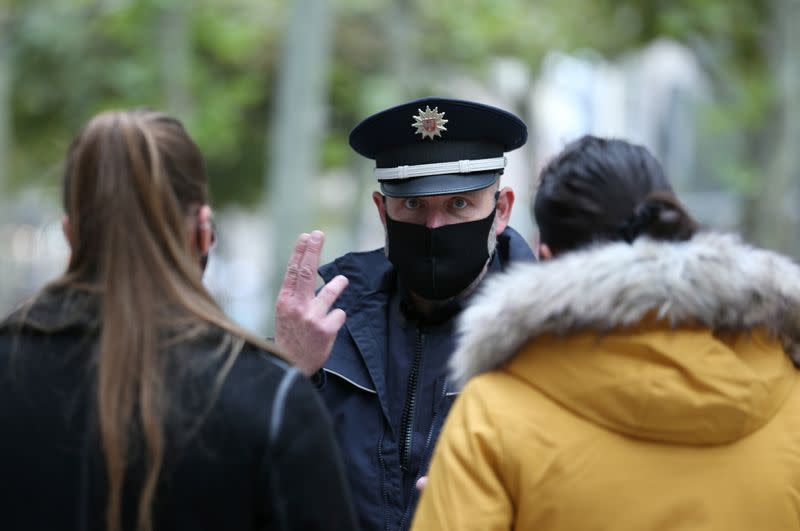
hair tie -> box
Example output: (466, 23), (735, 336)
(618, 202), (660, 243)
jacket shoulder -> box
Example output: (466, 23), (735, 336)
(498, 226), (536, 265)
(217, 344), (297, 417)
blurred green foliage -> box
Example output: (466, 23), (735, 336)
(4, 0), (775, 206)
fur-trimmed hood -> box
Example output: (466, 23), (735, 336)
(451, 232), (800, 388)
(449, 233), (800, 444)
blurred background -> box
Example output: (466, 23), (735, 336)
(1, 0), (798, 333)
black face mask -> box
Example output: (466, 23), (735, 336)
(385, 208), (497, 300)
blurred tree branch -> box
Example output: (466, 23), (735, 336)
(3, 0), (795, 257)
(264, 0), (334, 333)
(159, 4), (192, 121)
(751, 0), (800, 254)
(0, 5), (11, 202)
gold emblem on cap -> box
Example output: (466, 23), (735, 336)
(412, 106), (448, 140)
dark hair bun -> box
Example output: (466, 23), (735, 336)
(620, 192), (698, 243)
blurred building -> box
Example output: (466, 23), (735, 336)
(531, 39), (740, 231)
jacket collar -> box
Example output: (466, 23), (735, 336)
(319, 248), (395, 313)
(318, 227), (534, 410)
(450, 232), (800, 387)
(500, 225), (535, 264)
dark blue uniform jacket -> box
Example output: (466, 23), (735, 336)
(317, 227), (534, 531)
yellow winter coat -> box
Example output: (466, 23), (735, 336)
(412, 234), (800, 531)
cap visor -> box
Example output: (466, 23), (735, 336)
(379, 171), (499, 198)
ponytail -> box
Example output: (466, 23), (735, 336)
(618, 192), (698, 244)
(51, 110), (284, 531)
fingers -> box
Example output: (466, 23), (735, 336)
(276, 231), (347, 334)
(313, 275), (348, 315)
(281, 233), (310, 295)
(416, 476), (428, 491)
(323, 307), (347, 334)
(282, 230), (325, 299)
(295, 230), (325, 297)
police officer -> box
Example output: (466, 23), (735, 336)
(274, 97), (534, 530)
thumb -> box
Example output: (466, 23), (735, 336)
(416, 476), (428, 491)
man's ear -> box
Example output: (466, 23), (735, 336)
(494, 186), (515, 235)
(538, 243), (554, 261)
(372, 191), (387, 228)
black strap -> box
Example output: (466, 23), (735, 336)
(269, 367), (300, 445)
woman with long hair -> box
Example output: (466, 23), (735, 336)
(413, 135), (800, 530)
(0, 110), (357, 531)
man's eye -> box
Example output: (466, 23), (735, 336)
(404, 198), (421, 209)
(451, 198), (468, 209)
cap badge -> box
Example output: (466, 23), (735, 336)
(412, 106), (448, 140)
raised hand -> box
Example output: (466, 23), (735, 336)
(275, 230), (348, 375)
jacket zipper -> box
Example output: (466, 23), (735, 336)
(377, 431), (391, 531)
(399, 329), (424, 472)
(398, 380), (449, 530)
(420, 380), (448, 465)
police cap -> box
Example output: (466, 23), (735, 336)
(349, 97), (527, 197)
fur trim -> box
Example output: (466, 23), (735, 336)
(450, 232), (800, 388)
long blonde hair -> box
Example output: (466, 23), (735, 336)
(49, 110), (280, 531)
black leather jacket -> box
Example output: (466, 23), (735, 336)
(0, 289), (358, 531)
